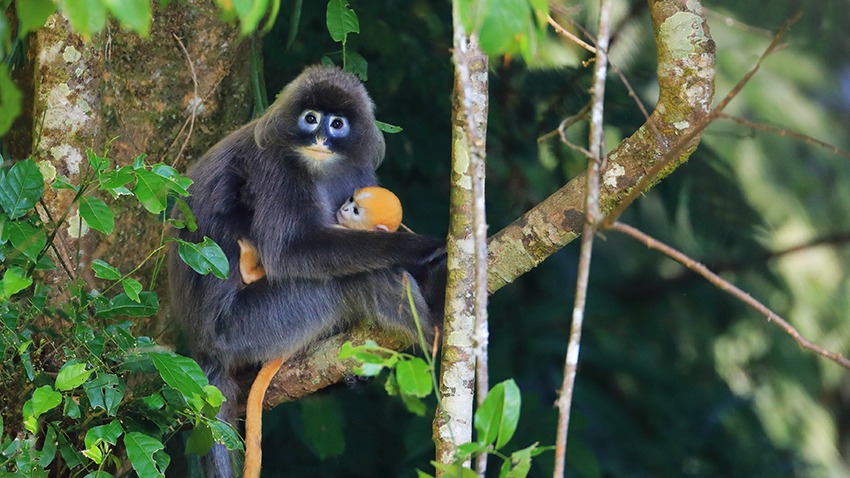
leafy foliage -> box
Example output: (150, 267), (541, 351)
(0, 148), (233, 476)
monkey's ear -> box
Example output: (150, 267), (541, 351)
(373, 224), (390, 232)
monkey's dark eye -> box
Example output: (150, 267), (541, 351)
(298, 110), (321, 133)
(353, 207), (360, 215)
(327, 116), (350, 138)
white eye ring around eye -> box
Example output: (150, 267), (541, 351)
(327, 116), (349, 138)
(299, 110), (321, 133)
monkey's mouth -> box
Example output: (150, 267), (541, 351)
(301, 145), (334, 161)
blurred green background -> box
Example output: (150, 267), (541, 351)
(180, 1), (850, 476)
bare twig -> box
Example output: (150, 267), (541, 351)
(703, 6), (774, 37)
(548, 15), (596, 53)
(611, 221), (850, 369)
(553, 2), (611, 478)
(171, 33), (200, 168)
(719, 113), (850, 161)
(551, 13), (663, 145)
(538, 103), (591, 144)
(601, 12), (801, 228)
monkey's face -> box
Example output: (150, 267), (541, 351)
(294, 108), (351, 166)
(336, 194), (374, 230)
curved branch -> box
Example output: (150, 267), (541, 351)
(259, 0), (716, 407)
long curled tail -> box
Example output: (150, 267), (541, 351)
(243, 357), (286, 478)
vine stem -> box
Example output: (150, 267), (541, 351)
(553, 1), (610, 477)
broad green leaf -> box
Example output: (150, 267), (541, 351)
(395, 358), (432, 397)
(124, 432), (165, 478)
(133, 169), (170, 213)
(32, 386), (62, 417)
(82, 472), (116, 478)
(0, 159), (44, 219)
(185, 422), (215, 456)
(133, 154), (146, 169)
(99, 165), (135, 190)
(55, 363), (92, 391)
(148, 352), (208, 402)
(150, 164), (192, 196)
(79, 196), (114, 234)
(104, 0), (151, 35)
(122, 278), (143, 302)
(3, 266), (32, 298)
(343, 50), (367, 81)
(18, 0), (56, 36)
(0, 68), (23, 136)
(474, 379), (521, 449)
(92, 259), (121, 280)
(58, 433), (85, 468)
(4, 221), (46, 260)
(203, 385), (226, 407)
(83, 373), (126, 416)
(64, 396), (81, 418)
(84, 420), (124, 449)
(326, 0), (359, 43)
(376, 121), (402, 133)
(208, 419), (242, 450)
(38, 424), (58, 468)
(61, 0), (108, 38)
(399, 389), (427, 416)
(96, 292), (159, 318)
(477, 0), (531, 55)
(176, 237), (229, 279)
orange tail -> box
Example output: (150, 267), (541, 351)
(243, 357), (285, 478)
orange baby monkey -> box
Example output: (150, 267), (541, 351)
(237, 187), (402, 285)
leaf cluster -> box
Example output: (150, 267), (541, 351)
(0, 147), (232, 477)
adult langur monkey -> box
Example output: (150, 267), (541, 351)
(169, 66), (447, 478)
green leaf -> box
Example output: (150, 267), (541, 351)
(376, 121), (402, 133)
(61, 0), (108, 38)
(150, 164), (193, 196)
(185, 422), (215, 456)
(148, 352), (208, 403)
(92, 259), (121, 280)
(29, 385), (62, 421)
(83, 373), (126, 416)
(477, 0), (531, 55)
(79, 196), (114, 234)
(104, 0), (151, 35)
(0, 67), (23, 136)
(285, 0), (303, 50)
(55, 363), (93, 391)
(326, 0), (359, 43)
(3, 266), (32, 298)
(175, 237), (229, 279)
(38, 424), (58, 468)
(99, 165), (135, 190)
(18, 0), (56, 36)
(395, 358), (432, 397)
(343, 50), (367, 81)
(3, 220), (46, 261)
(96, 292), (159, 318)
(84, 420), (124, 449)
(174, 196), (197, 231)
(208, 419), (242, 450)
(86, 147), (108, 172)
(474, 379), (521, 449)
(399, 390), (427, 416)
(82, 472), (116, 478)
(124, 432), (165, 478)
(133, 169), (170, 213)
(122, 278), (143, 302)
(58, 433), (85, 468)
(64, 396), (81, 418)
(237, 0), (269, 35)
(0, 159), (44, 219)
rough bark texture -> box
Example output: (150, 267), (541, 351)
(261, 0), (715, 406)
(29, 0), (253, 337)
(434, 32), (489, 468)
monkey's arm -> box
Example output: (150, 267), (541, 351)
(256, 225), (445, 281)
